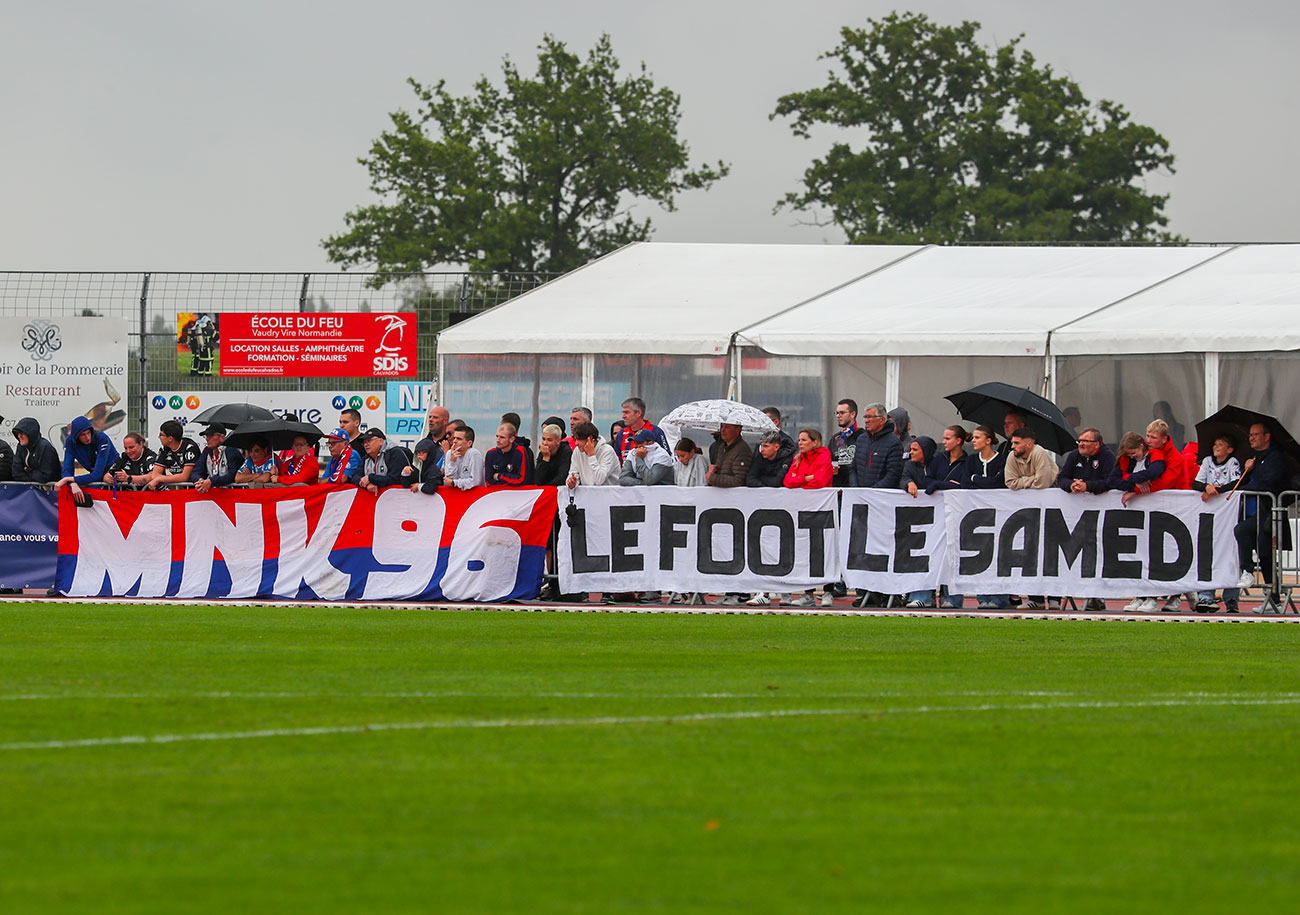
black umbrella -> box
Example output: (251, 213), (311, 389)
(945, 382), (1077, 453)
(191, 402), (277, 429)
(1195, 405), (1300, 470)
(222, 419), (325, 452)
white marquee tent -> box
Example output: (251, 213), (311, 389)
(437, 242), (1300, 448)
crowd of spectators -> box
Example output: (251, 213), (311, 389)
(4, 391), (1292, 613)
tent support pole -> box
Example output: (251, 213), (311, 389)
(435, 351), (445, 407)
(1204, 352), (1220, 422)
(581, 354), (595, 415)
(727, 336), (742, 401)
(885, 357), (900, 410)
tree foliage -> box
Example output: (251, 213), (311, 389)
(324, 34), (727, 282)
(772, 13), (1179, 244)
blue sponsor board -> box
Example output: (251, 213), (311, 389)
(0, 484), (58, 589)
(385, 381), (434, 449)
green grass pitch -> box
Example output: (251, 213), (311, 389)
(1, 604), (1297, 913)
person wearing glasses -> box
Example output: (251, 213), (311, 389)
(829, 399), (861, 488)
(1056, 429), (1120, 612)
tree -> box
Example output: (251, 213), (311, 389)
(772, 13), (1178, 244)
(324, 34), (727, 283)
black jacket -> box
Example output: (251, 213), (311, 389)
(747, 436), (795, 488)
(1056, 444), (1121, 494)
(12, 417), (61, 483)
(851, 419), (903, 488)
(0, 438), (12, 481)
(534, 442), (572, 487)
(966, 449), (1008, 489)
(406, 447), (446, 494)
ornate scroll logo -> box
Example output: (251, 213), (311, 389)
(21, 319), (62, 361)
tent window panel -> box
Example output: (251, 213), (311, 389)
(896, 356), (1043, 442)
(1219, 353), (1300, 438)
(741, 353), (829, 436)
(1055, 355), (1203, 449)
(441, 354), (541, 452)
(639, 355), (726, 425)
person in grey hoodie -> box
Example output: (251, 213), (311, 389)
(12, 417), (61, 484)
(358, 428), (412, 494)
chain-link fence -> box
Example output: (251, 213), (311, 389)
(0, 271), (555, 433)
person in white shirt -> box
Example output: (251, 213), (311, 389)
(566, 421), (619, 487)
(443, 424), (485, 490)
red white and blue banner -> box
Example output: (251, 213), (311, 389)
(55, 485), (556, 602)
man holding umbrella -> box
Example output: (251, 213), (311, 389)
(1235, 422), (1291, 612)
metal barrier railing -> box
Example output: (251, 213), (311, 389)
(1231, 489), (1295, 615)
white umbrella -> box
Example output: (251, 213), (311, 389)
(658, 399), (776, 447)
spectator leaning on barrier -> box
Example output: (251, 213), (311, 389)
(0, 435), (11, 482)
(12, 417), (61, 484)
(56, 415), (119, 504)
(748, 428), (795, 488)
(924, 425), (970, 493)
(1057, 428), (1120, 496)
(614, 397), (670, 462)
(1005, 427), (1059, 491)
(830, 398), (861, 487)
(963, 426), (1010, 610)
(567, 421), (619, 487)
(323, 427), (363, 485)
(1119, 420), (1185, 506)
(359, 428), (411, 494)
(783, 427), (834, 608)
(444, 425), (485, 490)
(194, 423), (243, 492)
(235, 440), (276, 485)
(851, 403), (902, 489)
(1193, 435), (1242, 613)
(1004, 427), (1059, 610)
(708, 422), (752, 488)
(106, 432), (156, 487)
(673, 437), (709, 487)
(339, 408), (363, 448)
(147, 420), (200, 490)
(406, 438), (445, 495)
(534, 423), (572, 487)
(275, 435), (319, 486)
(901, 435), (937, 498)
(620, 428), (675, 486)
(1234, 422), (1291, 613)
(485, 422), (532, 487)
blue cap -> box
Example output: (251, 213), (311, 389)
(633, 428), (657, 444)
(327, 426), (350, 440)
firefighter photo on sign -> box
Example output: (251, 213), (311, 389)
(177, 312), (220, 376)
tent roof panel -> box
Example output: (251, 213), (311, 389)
(739, 245), (1224, 356)
(1052, 244), (1300, 354)
(436, 242), (922, 355)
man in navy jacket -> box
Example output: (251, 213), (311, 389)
(850, 403), (902, 489)
(1235, 422), (1292, 611)
(1057, 428), (1121, 494)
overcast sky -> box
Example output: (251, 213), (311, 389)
(3, 0), (1296, 273)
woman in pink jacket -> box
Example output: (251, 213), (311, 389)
(784, 428), (834, 607)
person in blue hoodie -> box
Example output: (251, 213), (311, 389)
(12, 417), (61, 484)
(56, 415), (119, 505)
(193, 423), (244, 492)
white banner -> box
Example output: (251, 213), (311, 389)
(149, 390), (384, 440)
(841, 489), (946, 592)
(557, 487), (840, 594)
(0, 317), (129, 450)
(944, 489), (1240, 597)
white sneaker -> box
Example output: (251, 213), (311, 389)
(1122, 598), (1144, 612)
(1237, 570), (1255, 589)
(1160, 596), (1182, 613)
(1137, 598), (1159, 612)
(745, 594), (770, 606)
(820, 592), (835, 607)
(788, 594), (814, 608)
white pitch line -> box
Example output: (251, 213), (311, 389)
(4, 696), (1300, 752)
(0, 689), (1082, 702)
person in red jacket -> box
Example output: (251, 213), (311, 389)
(1120, 419), (1185, 506)
(783, 427), (834, 607)
(274, 434), (319, 486)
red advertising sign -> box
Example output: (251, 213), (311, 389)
(220, 312), (418, 378)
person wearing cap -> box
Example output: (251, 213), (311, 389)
(323, 426), (363, 485)
(194, 423), (243, 492)
(485, 422), (532, 487)
(275, 434), (319, 486)
(619, 428), (675, 486)
(405, 437), (445, 494)
(359, 428), (412, 494)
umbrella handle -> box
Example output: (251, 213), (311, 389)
(1225, 475), (1248, 500)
